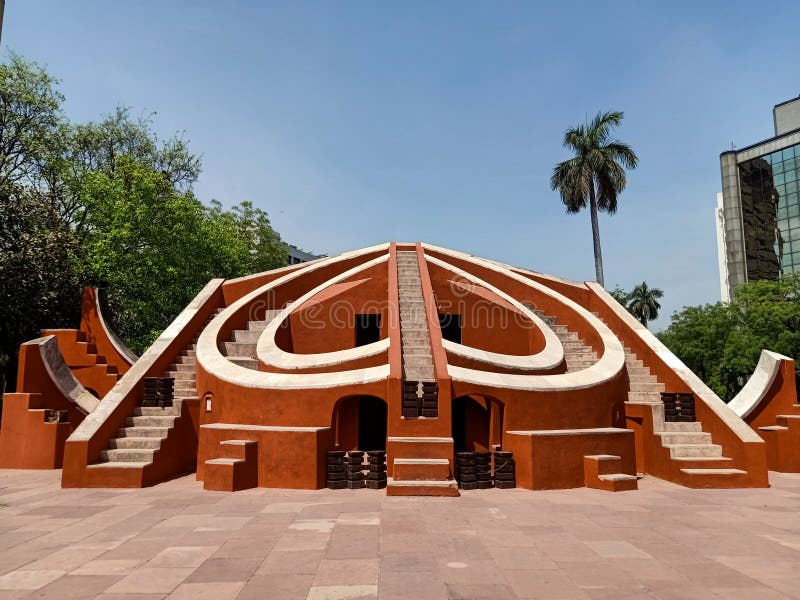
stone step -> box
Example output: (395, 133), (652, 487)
(627, 392), (662, 402)
(629, 382), (666, 393)
(134, 407), (180, 417)
(233, 330), (261, 343)
(628, 374), (657, 383)
(224, 341), (256, 357)
(126, 415), (177, 427)
(680, 468), (747, 476)
(671, 456), (735, 468)
(386, 478), (459, 497)
(660, 421), (703, 432)
(557, 331), (579, 341)
(88, 461), (150, 469)
(228, 356), (259, 370)
(117, 426), (171, 438)
(165, 370), (195, 381)
(626, 359), (644, 369)
(175, 355), (196, 365)
(108, 437), (163, 450)
(665, 444), (723, 458)
(248, 321), (269, 331)
(99, 448), (156, 463)
(656, 431), (712, 445)
(393, 458), (451, 481)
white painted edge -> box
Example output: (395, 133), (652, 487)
(257, 255), (390, 369)
(588, 282), (764, 444)
(29, 335), (100, 414)
(67, 278), (226, 443)
(422, 244), (625, 391)
(507, 428), (631, 436)
(425, 254), (563, 370)
(197, 244), (392, 390)
(728, 350), (794, 419)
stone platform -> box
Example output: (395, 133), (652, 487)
(0, 469), (799, 599)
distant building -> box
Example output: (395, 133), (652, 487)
(287, 244), (324, 265)
(717, 97), (800, 300)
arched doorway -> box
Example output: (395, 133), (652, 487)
(332, 396), (387, 451)
(452, 395), (504, 452)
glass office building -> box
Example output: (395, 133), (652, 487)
(717, 98), (800, 300)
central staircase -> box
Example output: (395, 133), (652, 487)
(397, 251), (438, 418)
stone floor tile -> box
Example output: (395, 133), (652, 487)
(0, 569), (65, 590)
(184, 557), (260, 583)
(103, 567), (193, 594)
(147, 546), (218, 568)
(445, 583), (517, 600)
(503, 570), (591, 599)
(25, 574), (121, 599)
(165, 581), (243, 599)
(237, 574), (314, 600)
(72, 559), (142, 576)
(314, 558), (379, 586)
(257, 549), (325, 575)
(307, 584), (378, 599)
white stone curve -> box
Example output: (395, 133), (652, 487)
(33, 335), (100, 414)
(587, 282), (764, 444)
(424, 254), (563, 370)
(197, 244), (392, 390)
(728, 350), (794, 420)
(421, 244), (625, 391)
(257, 255), (391, 369)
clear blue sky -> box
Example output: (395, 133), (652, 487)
(7, 1), (800, 328)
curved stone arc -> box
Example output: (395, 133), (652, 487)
(197, 244), (392, 390)
(728, 350), (793, 420)
(423, 254), (563, 371)
(257, 255), (391, 370)
(421, 244), (626, 391)
(31, 336), (100, 414)
(93, 288), (138, 365)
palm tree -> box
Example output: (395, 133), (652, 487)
(626, 282), (663, 327)
(550, 111), (638, 287)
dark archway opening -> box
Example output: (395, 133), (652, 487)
(452, 395), (490, 452)
(438, 313), (462, 344)
(332, 395), (387, 451)
(355, 314), (381, 347)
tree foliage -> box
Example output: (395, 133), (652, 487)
(0, 53), (288, 389)
(551, 110), (638, 287)
(658, 276), (800, 400)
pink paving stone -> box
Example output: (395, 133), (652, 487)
(0, 470), (799, 598)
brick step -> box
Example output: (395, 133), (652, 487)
(628, 374), (657, 383)
(596, 473), (638, 492)
(165, 370), (195, 381)
(627, 392), (662, 402)
(87, 461), (150, 470)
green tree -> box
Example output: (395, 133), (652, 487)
(551, 111), (638, 286)
(609, 286), (629, 307)
(626, 282), (663, 327)
(658, 275), (800, 400)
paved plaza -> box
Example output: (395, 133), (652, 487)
(0, 471), (799, 599)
